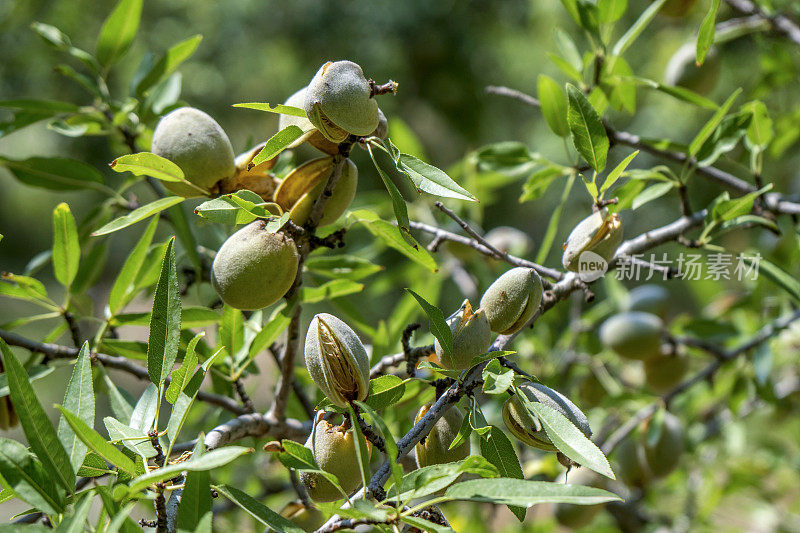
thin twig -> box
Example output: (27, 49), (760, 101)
(724, 0), (800, 48)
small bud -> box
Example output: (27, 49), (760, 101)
(414, 404), (470, 468)
(434, 300), (492, 370)
(562, 209), (623, 272)
(599, 311), (663, 360)
(305, 313), (370, 408)
(480, 267), (543, 335)
(503, 381), (591, 451)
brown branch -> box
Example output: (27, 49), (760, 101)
(724, 0), (800, 48)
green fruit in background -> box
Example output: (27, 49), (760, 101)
(299, 418), (371, 502)
(372, 107), (388, 139)
(503, 381), (591, 451)
(480, 267), (543, 335)
(578, 369), (607, 409)
(614, 437), (649, 487)
(665, 43), (720, 95)
(562, 209), (623, 273)
(553, 469), (605, 528)
(274, 157), (358, 227)
(304, 60), (379, 142)
(151, 106), (236, 197)
(211, 221), (299, 310)
(658, 0), (697, 17)
(305, 313), (370, 408)
(600, 311), (663, 360)
(644, 354), (688, 394)
(268, 501), (325, 533)
(414, 404), (470, 468)
(279, 86), (341, 155)
(643, 411), (684, 478)
(434, 299), (492, 369)
(484, 226), (534, 257)
(624, 284), (670, 318)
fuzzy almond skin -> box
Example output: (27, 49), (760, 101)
(151, 107), (235, 197)
(290, 158), (358, 226)
(304, 313), (370, 408)
(304, 61), (379, 140)
(433, 300), (492, 370)
(665, 43), (720, 95)
(562, 209), (623, 272)
(299, 419), (371, 502)
(279, 87), (340, 154)
(503, 381), (591, 452)
(599, 311), (663, 360)
(210, 221), (298, 310)
(480, 267), (543, 334)
(415, 405), (470, 468)
(643, 411), (684, 478)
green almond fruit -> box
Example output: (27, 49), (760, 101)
(433, 300), (492, 370)
(614, 437), (649, 487)
(305, 313), (370, 408)
(304, 61), (379, 142)
(279, 87), (340, 155)
(643, 411), (684, 478)
(274, 157), (358, 227)
(624, 284), (670, 318)
(599, 311), (663, 360)
(503, 381), (591, 452)
(562, 209), (623, 272)
(480, 267), (543, 335)
(414, 404), (470, 468)
(644, 354), (688, 394)
(299, 418), (371, 502)
(211, 221), (298, 310)
(151, 107), (236, 197)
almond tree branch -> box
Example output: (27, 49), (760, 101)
(724, 0), (800, 48)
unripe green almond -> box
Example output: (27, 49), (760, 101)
(371, 108), (388, 140)
(151, 107), (235, 197)
(553, 469), (604, 528)
(217, 143), (280, 202)
(268, 501), (325, 533)
(484, 226), (534, 257)
(414, 404), (470, 468)
(480, 267), (543, 335)
(305, 313), (370, 408)
(279, 87), (340, 154)
(211, 221), (298, 310)
(644, 354), (688, 394)
(658, 0), (697, 17)
(304, 61), (379, 141)
(503, 381), (591, 452)
(274, 157), (358, 227)
(562, 209), (623, 272)
(299, 418), (371, 502)
(665, 43), (720, 95)
(624, 284), (670, 318)
(614, 437), (649, 486)
(643, 411), (684, 478)
(599, 311), (663, 360)
(434, 300), (492, 370)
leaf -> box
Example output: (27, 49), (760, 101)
(0, 438), (65, 515)
(57, 343), (94, 473)
(136, 35), (202, 95)
(629, 76), (718, 110)
(347, 405), (371, 490)
(480, 427), (525, 521)
(481, 360), (515, 395)
(567, 84), (609, 172)
(110, 152), (185, 183)
(130, 383), (159, 432)
(0, 340), (75, 491)
(689, 88), (742, 157)
(597, 0), (627, 23)
(444, 478), (621, 506)
(632, 181), (674, 210)
(305, 255), (383, 281)
(601, 150), (638, 193)
(696, 0), (721, 65)
(124, 446), (252, 494)
(193, 191), (282, 225)
(364, 375), (406, 410)
(96, 0), (142, 67)
(348, 210), (436, 272)
(92, 197), (184, 236)
(527, 401), (614, 479)
(744, 100), (774, 150)
(147, 238), (181, 385)
(396, 153), (477, 202)
(367, 142), (415, 248)
(111, 307), (220, 329)
(107, 216), (159, 315)
(176, 442), (212, 532)
(387, 456), (499, 501)
(612, 0), (667, 56)
(100, 368), (134, 422)
(538, 75), (569, 137)
(51, 203), (80, 289)
(251, 126), (304, 167)
(166, 333), (202, 404)
(405, 289), (452, 358)
(55, 405), (137, 477)
(232, 102), (306, 117)
(0, 156), (105, 192)
(747, 255), (800, 302)
(711, 185), (771, 222)
(104, 417), (157, 459)
(55, 491), (93, 533)
(300, 279), (364, 304)
(213, 484), (305, 533)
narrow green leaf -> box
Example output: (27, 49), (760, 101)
(612, 0), (667, 56)
(166, 333), (202, 404)
(130, 382), (159, 433)
(746, 255), (800, 302)
(57, 342), (94, 473)
(567, 84), (609, 172)
(136, 35), (202, 95)
(480, 427), (525, 521)
(104, 417), (157, 459)
(632, 181), (674, 210)
(355, 401), (403, 499)
(100, 368), (134, 422)
(689, 88), (742, 157)
(232, 103), (306, 117)
(444, 478), (622, 506)
(251, 126), (304, 167)
(176, 442), (212, 532)
(110, 152), (185, 183)
(364, 375), (406, 411)
(54, 490), (93, 533)
(367, 142), (415, 248)
(347, 405), (371, 491)
(305, 255), (383, 281)
(300, 279), (364, 304)
(147, 238), (181, 385)
(194, 191), (282, 225)
(597, 0), (627, 23)
(107, 216), (159, 315)
(55, 405), (137, 477)
(92, 197), (184, 236)
(0, 156), (105, 192)
(96, 0), (143, 66)
(696, 0), (721, 65)
(538, 75), (569, 137)
(396, 153), (477, 202)
(0, 438), (65, 515)
(348, 210), (436, 272)
(52, 203), (80, 289)
(0, 340), (75, 491)
(213, 484), (304, 533)
(601, 150), (638, 193)
(405, 289), (452, 359)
